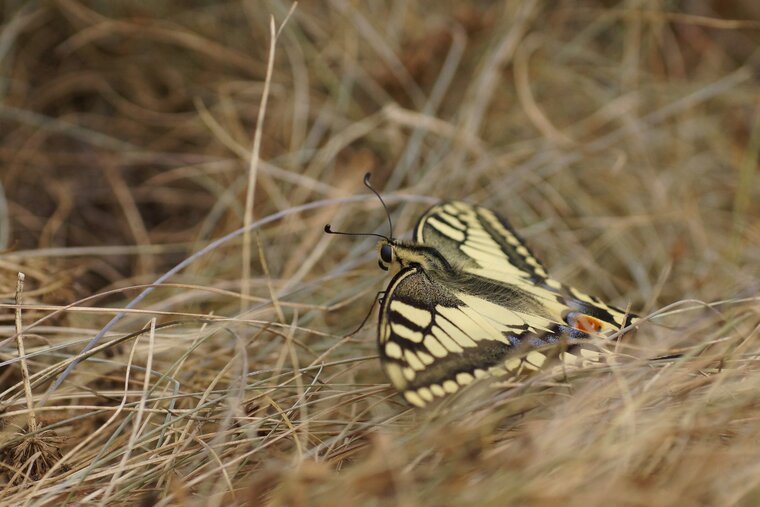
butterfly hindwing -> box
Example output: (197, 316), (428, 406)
(379, 267), (503, 406)
(378, 264), (590, 407)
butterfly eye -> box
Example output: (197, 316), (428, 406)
(378, 260), (389, 271)
(380, 244), (393, 264)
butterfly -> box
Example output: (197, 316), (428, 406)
(326, 174), (638, 407)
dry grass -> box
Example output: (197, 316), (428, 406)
(1, 1), (760, 505)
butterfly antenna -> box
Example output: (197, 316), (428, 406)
(363, 172), (394, 240)
(324, 224), (389, 241)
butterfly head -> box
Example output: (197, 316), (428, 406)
(324, 173), (450, 273)
(377, 237), (453, 276)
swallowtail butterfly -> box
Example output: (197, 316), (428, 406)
(326, 174), (637, 407)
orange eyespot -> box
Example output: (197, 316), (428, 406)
(571, 314), (604, 333)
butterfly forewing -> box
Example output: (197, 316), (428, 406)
(415, 201), (550, 282)
(415, 201), (636, 331)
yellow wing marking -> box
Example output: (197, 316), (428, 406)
(436, 304), (510, 344)
(384, 341), (403, 359)
(431, 325), (464, 353)
(435, 212), (466, 231)
(404, 350), (425, 371)
(443, 380), (459, 394)
(423, 335), (449, 358)
(390, 322), (424, 343)
(435, 313), (479, 348)
(426, 216), (466, 241)
(430, 384), (446, 397)
(456, 293), (558, 335)
(390, 300), (432, 327)
(404, 391), (425, 408)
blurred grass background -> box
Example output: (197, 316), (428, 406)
(1, 1), (759, 505)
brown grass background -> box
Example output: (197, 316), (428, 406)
(1, 1), (760, 505)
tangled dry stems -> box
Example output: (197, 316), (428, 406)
(1, 1), (759, 505)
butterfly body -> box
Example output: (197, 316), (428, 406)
(375, 201), (637, 407)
